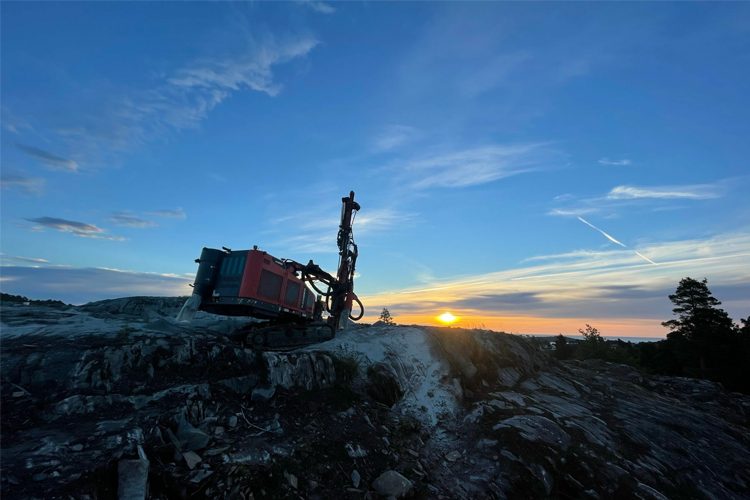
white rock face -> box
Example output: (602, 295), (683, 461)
(296, 325), (460, 426)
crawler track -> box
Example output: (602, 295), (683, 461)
(229, 321), (336, 351)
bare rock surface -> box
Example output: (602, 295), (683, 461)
(2, 298), (750, 499)
(372, 470), (413, 498)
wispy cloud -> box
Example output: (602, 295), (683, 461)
(0, 255), (50, 264)
(522, 249), (608, 263)
(296, 0), (336, 14)
(29, 35), (320, 166)
(145, 207), (186, 219)
(577, 217), (626, 247)
(549, 181), (727, 217)
(548, 208), (599, 216)
(168, 38), (320, 98)
(1, 169), (45, 196)
(607, 184), (723, 200)
(598, 158), (631, 166)
(271, 206), (416, 254)
(23, 217), (124, 241)
(395, 143), (559, 189)
(109, 212), (156, 228)
(354, 208), (415, 233)
(2, 109), (34, 135)
(372, 125), (417, 151)
(15, 143), (78, 172)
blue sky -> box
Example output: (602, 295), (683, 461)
(2, 2), (749, 336)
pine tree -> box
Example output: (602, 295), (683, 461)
(662, 277), (735, 377)
(379, 308), (394, 325)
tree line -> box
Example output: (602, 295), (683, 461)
(552, 278), (750, 395)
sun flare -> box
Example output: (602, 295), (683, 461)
(438, 312), (457, 324)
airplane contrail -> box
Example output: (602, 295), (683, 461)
(634, 251), (658, 266)
(576, 217), (658, 265)
(577, 217), (626, 247)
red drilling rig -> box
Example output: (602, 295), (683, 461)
(176, 191), (363, 349)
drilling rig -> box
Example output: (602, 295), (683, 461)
(176, 191), (363, 349)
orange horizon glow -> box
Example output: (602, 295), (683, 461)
(361, 312), (667, 338)
(353, 233), (750, 339)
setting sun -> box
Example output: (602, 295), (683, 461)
(438, 312), (458, 324)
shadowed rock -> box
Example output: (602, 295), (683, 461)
(1, 300), (749, 500)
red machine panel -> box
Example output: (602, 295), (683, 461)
(238, 250), (314, 314)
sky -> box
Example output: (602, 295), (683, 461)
(2, 2), (750, 337)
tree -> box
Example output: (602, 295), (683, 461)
(738, 317), (750, 337)
(576, 324), (609, 360)
(662, 277), (736, 378)
(379, 308), (394, 325)
(554, 334), (574, 360)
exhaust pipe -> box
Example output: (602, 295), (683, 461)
(176, 248), (226, 324)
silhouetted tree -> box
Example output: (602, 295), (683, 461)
(554, 334), (574, 360)
(662, 277), (736, 378)
(379, 308), (394, 324)
(738, 317), (750, 337)
(538, 279), (749, 394)
(576, 324), (610, 360)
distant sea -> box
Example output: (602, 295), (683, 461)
(523, 334), (664, 343)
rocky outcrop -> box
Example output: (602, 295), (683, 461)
(2, 300), (749, 499)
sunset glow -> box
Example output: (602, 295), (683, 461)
(438, 312), (458, 324)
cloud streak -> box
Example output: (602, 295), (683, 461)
(144, 208), (186, 219)
(109, 212), (156, 228)
(548, 208), (598, 216)
(1, 170), (45, 196)
(15, 143), (78, 172)
(598, 158), (631, 166)
(0, 256), (50, 264)
(296, 0), (336, 14)
(373, 125), (417, 151)
(395, 143), (559, 189)
(549, 181), (727, 218)
(607, 184), (722, 200)
(2, 108), (34, 135)
(23, 217), (124, 241)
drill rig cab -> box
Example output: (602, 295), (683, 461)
(176, 191), (363, 349)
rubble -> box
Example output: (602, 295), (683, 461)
(372, 470), (413, 498)
(117, 459), (149, 500)
(176, 419), (211, 451)
(2, 298), (750, 499)
(183, 451), (202, 469)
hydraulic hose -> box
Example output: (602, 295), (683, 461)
(306, 275), (335, 297)
(349, 296), (364, 321)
